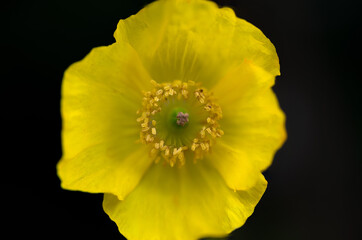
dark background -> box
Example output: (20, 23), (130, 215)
(1, 0), (361, 239)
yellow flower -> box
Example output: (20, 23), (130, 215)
(57, 0), (286, 239)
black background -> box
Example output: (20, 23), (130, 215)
(1, 0), (361, 239)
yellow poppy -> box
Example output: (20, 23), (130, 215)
(57, 0), (286, 239)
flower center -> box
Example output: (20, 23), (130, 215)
(136, 80), (223, 167)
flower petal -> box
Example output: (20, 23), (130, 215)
(114, 0), (279, 87)
(212, 59), (276, 108)
(58, 42), (154, 199)
(58, 143), (151, 199)
(220, 87), (286, 172)
(103, 161), (267, 240)
(208, 141), (260, 191)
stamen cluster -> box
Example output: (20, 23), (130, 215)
(191, 88), (224, 161)
(136, 80), (223, 167)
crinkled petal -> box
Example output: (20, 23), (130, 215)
(220, 87), (286, 172)
(103, 161), (267, 240)
(208, 141), (260, 191)
(209, 60), (285, 188)
(114, 0), (279, 87)
(57, 42), (154, 199)
(212, 59), (276, 107)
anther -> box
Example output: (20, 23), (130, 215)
(156, 89), (163, 95)
(164, 147), (170, 156)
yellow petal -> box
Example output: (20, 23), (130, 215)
(58, 143), (151, 199)
(58, 42), (154, 199)
(212, 59), (276, 108)
(208, 141), (260, 191)
(114, 0), (279, 87)
(103, 161), (267, 240)
(220, 88), (286, 171)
